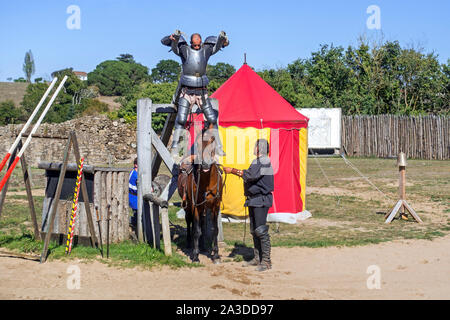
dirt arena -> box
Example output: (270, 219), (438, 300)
(1, 234), (448, 300)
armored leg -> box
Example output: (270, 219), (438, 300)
(171, 97), (190, 155)
(202, 99), (226, 156)
(254, 225), (271, 271)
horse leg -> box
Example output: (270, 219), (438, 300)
(199, 209), (207, 253)
(192, 208), (202, 262)
(185, 212), (192, 249)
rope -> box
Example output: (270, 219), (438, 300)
(340, 153), (393, 201)
(65, 157), (84, 255)
(312, 153), (342, 206)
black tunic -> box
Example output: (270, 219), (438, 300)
(243, 155), (274, 208)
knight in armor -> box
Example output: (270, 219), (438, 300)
(161, 30), (229, 157)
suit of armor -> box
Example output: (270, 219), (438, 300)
(161, 31), (229, 156)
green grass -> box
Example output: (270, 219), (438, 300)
(0, 231), (193, 269)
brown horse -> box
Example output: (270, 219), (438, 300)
(177, 130), (223, 263)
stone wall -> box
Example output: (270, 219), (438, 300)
(0, 115), (137, 167)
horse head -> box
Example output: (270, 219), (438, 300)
(194, 128), (217, 171)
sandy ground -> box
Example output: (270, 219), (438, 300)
(0, 235), (449, 300)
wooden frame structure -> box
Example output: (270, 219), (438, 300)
(39, 131), (99, 262)
(39, 163), (131, 246)
(136, 98), (223, 256)
(385, 152), (422, 224)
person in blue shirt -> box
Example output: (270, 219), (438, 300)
(129, 157), (138, 232)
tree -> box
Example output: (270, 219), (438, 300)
(0, 100), (22, 125)
(151, 59), (181, 83)
(23, 50), (35, 83)
(117, 53), (136, 64)
(21, 68), (95, 123)
(117, 82), (177, 132)
(88, 58), (149, 96)
(207, 62), (235, 82)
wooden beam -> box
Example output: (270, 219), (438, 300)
(150, 128), (175, 174)
(40, 135), (73, 263)
(403, 200), (423, 223)
(20, 151), (40, 240)
(152, 104), (176, 113)
(137, 98), (154, 244)
(152, 98), (219, 114)
(152, 113), (176, 179)
(143, 193), (168, 208)
(385, 200), (403, 224)
(38, 161), (95, 174)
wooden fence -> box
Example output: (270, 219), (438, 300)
(40, 163), (131, 243)
(341, 115), (449, 160)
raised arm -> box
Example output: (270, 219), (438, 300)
(204, 31), (229, 57)
(214, 31), (229, 54)
(161, 30), (187, 57)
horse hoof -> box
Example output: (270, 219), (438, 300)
(213, 259), (221, 265)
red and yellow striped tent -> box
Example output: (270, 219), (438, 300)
(190, 64), (309, 223)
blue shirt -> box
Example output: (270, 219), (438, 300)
(129, 169), (138, 210)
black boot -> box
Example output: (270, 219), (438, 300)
(243, 233), (261, 267)
(255, 225), (271, 271)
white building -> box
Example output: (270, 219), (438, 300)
(73, 71), (88, 81)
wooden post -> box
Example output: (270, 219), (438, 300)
(399, 164), (406, 216)
(137, 98), (154, 244)
(161, 208), (171, 256)
(20, 149), (40, 240)
(385, 152), (422, 224)
(71, 132), (98, 248)
(40, 135), (73, 263)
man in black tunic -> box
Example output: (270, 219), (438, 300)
(223, 139), (274, 271)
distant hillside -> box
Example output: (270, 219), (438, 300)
(95, 95), (122, 111)
(0, 82), (28, 106)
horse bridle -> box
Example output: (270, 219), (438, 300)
(191, 162), (224, 208)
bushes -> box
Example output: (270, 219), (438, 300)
(0, 100), (22, 125)
(88, 58), (149, 96)
(80, 99), (109, 116)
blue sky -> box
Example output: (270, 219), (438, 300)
(0, 0), (449, 81)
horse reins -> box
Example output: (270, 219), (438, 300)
(191, 163), (223, 208)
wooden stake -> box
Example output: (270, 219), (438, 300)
(385, 153), (421, 224)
